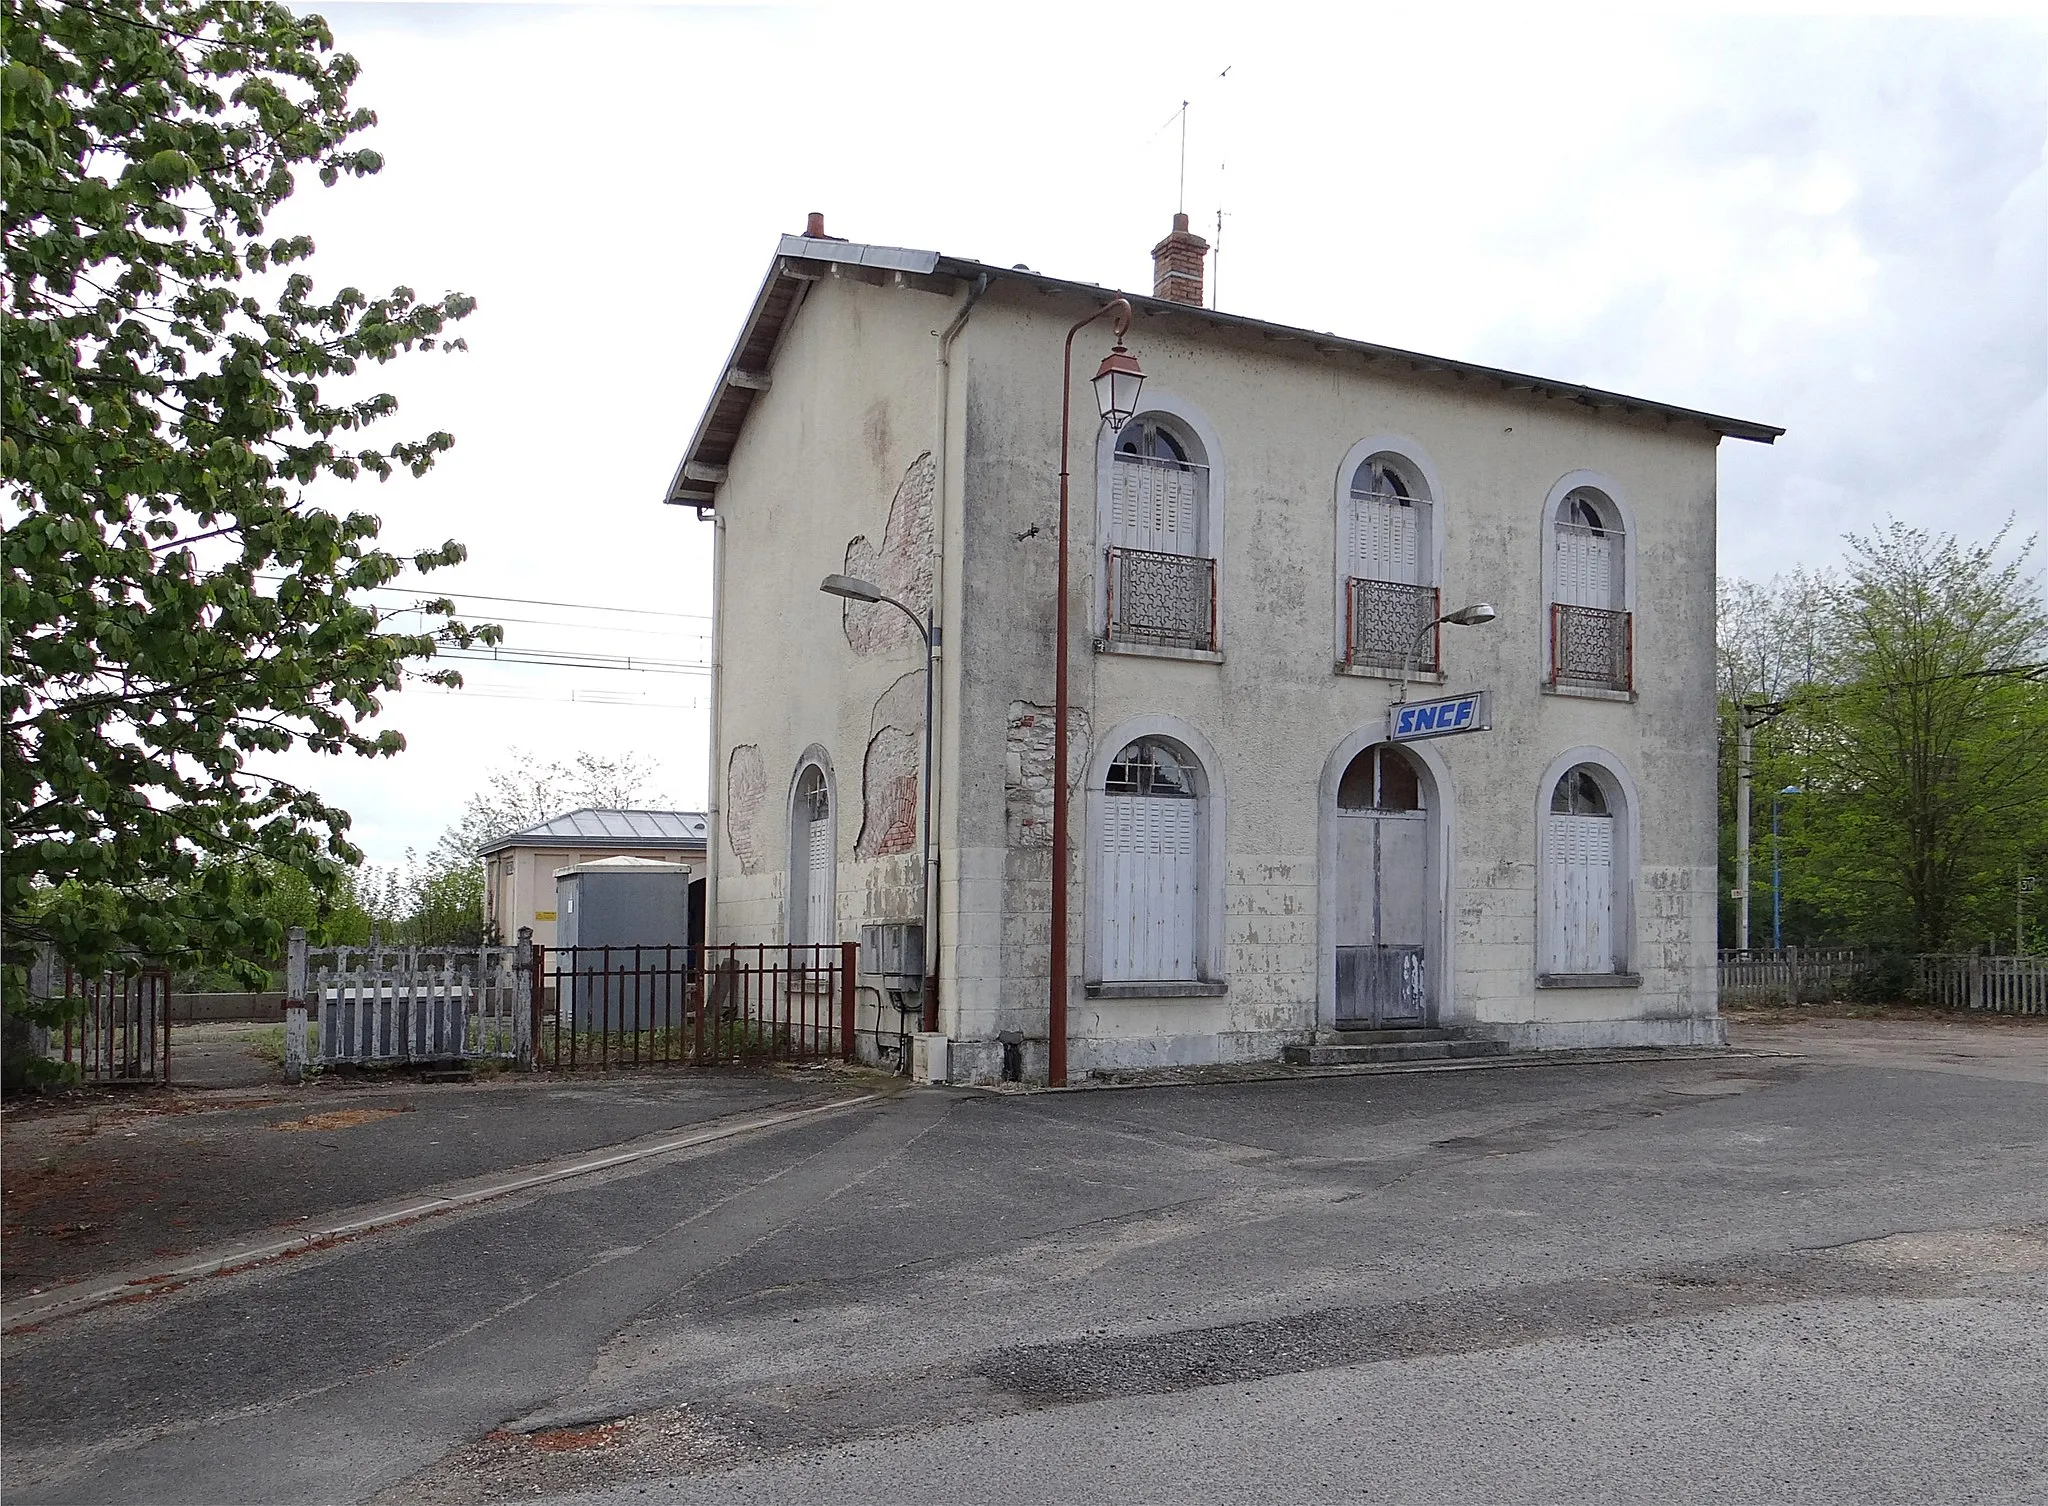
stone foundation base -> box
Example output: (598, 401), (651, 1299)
(1476, 1014), (1728, 1051)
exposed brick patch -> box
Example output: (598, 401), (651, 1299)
(725, 744), (767, 875)
(1005, 702), (1091, 849)
(843, 452), (934, 656)
(856, 672), (925, 859)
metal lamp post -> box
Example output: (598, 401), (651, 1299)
(1771, 784), (1802, 951)
(1396, 602), (1498, 702)
(820, 573), (939, 1033)
(1051, 297), (1144, 1088)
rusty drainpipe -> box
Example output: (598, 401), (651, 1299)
(925, 272), (989, 1037)
(1050, 296), (1133, 1088)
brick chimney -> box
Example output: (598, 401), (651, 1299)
(1151, 212), (1209, 306)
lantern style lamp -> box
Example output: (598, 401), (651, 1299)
(1091, 343), (1145, 432)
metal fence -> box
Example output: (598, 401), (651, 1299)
(53, 965), (172, 1084)
(1346, 577), (1439, 673)
(530, 942), (855, 1069)
(1105, 546), (1217, 652)
(1914, 954), (2048, 1016)
(1551, 603), (1633, 691)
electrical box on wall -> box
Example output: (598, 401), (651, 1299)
(859, 922), (925, 996)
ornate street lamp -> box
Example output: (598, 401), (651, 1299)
(1051, 298), (1143, 1088)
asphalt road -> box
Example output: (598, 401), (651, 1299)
(6, 1036), (2045, 1505)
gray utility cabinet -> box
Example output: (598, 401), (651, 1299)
(554, 858), (693, 1031)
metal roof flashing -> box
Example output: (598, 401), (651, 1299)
(663, 235), (1783, 512)
(478, 808), (710, 857)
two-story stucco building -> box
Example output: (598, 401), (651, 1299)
(666, 213), (1780, 1084)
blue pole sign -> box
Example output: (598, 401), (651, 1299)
(1389, 690), (1491, 742)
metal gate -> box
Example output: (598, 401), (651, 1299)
(58, 967), (172, 1084)
(532, 942), (856, 1069)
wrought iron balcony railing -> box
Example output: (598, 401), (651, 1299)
(1345, 577), (1440, 673)
(1550, 602), (1633, 691)
(1105, 546), (1217, 652)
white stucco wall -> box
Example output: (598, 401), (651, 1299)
(946, 285), (1726, 1078)
(706, 271), (1734, 1080)
(704, 271), (950, 1060)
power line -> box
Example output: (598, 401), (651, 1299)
(430, 645), (709, 676)
(254, 574), (711, 622)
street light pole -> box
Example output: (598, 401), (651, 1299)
(1396, 602), (1499, 704)
(1051, 297), (1141, 1089)
(819, 575), (938, 1036)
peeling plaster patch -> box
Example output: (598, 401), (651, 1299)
(842, 452), (935, 656)
(857, 728), (919, 858)
(1006, 702), (1091, 849)
(726, 744), (767, 875)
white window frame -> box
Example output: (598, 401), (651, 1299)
(1093, 392), (1228, 661)
(1538, 469), (1638, 697)
(1332, 435), (1447, 679)
(786, 745), (838, 950)
(1082, 714), (1228, 996)
(1533, 746), (1641, 984)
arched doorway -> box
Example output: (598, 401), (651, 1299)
(1332, 743), (1430, 1028)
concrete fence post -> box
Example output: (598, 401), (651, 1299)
(515, 927), (538, 1069)
(1786, 944), (1802, 1006)
(283, 927), (309, 1082)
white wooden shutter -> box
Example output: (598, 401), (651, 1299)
(1347, 494), (1424, 585)
(805, 812), (833, 947)
(1555, 528), (1619, 609)
(1110, 459), (1202, 556)
(1543, 814), (1614, 974)
(1102, 795), (1199, 981)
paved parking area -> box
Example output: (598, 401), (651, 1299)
(4, 1025), (2043, 1505)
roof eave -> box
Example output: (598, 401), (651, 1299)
(931, 256), (1785, 445)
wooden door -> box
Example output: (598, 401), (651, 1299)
(1102, 794), (1199, 981)
(1334, 811), (1428, 1028)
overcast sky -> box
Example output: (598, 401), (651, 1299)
(262, 3), (2047, 867)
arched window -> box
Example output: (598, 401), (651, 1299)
(1106, 414), (1215, 652)
(1549, 485), (1632, 691)
(1099, 736), (1204, 982)
(1539, 760), (1631, 979)
(788, 761), (835, 949)
(1341, 452), (1440, 672)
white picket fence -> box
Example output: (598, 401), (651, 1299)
(1717, 948), (2048, 1015)
(283, 931), (531, 1077)
(1716, 948), (1868, 1004)
(1914, 954), (2048, 1016)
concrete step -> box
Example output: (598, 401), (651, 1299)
(1282, 1035), (1510, 1067)
(1320, 1027), (1455, 1046)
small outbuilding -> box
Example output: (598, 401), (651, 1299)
(481, 808), (707, 948)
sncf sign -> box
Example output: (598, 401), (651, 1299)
(1389, 691), (1491, 742)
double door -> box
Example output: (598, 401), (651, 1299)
(1334, 811), (1427, 1029)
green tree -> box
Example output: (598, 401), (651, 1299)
(1721, 522), (2048, 953)
(2, 1), (492, 1037)
(1800, 521), (2048, 950)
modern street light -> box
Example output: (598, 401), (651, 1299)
(1771, 784), (1802, 951)
(820, 573), (938, 1034)
(1051, 297), (1143, 1088)
(1396, 601), (1497, 702)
